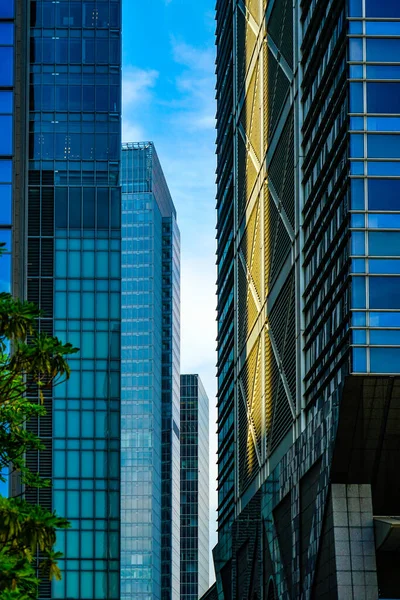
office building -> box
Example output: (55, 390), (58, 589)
(180, 374), (210, 600)
(207, 0), (400, 598)
(121, 142), (180, 600)
(4, 1), (122, 598)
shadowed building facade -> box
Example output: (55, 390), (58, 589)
(7, 1), (122, 598)
(121, 142), (180, 600)
(207, 0), (400, 598)
(180, 374), (210, 600)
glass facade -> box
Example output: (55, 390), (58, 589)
(121, 142), (180, 600)
(14, 1), (123, 598)
(180, 375), (209, 600)
(349, 1), (400, 374)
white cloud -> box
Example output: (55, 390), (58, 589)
(122, 66), (158, 109)
(122, 67), (158, 143)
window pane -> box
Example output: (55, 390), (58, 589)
(368, 134), (400, 159)
(0, 0), (14, 18)
(371, 348), (400, 373)
(0, 48), (13, 86)
(0, 116), (12, 155)
(368, 83), (400, 113)
(370, 330), (400, 345)
(370, 276), (400, 308)
(0, 23), (13, 45)
(366, 0), (400, 17)
(369, 232), (400, 256)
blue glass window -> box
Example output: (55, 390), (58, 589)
(0, 48), (13, 87)
(366, 0), (400, 17)
(350, 134), (364, 158)
(349, 39), (363, 62)
(366, 21), (400, 35)
(0, 23), (13, 45)
(369, 214), (400, 229)
(367, 117), (400, 132)
(371, 330), (400, 345)
(0, 116), (12, 155)
(349, 0), (362, 16)
(351, 231), (365, 255)
(371, 348), (400, 373)
(0, 185), (11, 224)
(353, 348), (367, 372)
(353, 329), (367, 344)
(352, 276), (366, 308)
(369, 232), (400, 256)
(367, 66), (400, 80)
(350, 83), (364, 113)
(0, 92), (12, 114)
(349, 22), (363, 35)
(0, 253), (11, 293)
(370, 312), (400, 326)
(370, 276), (400, 308)
(368, 134), (400, 159)
(0, 0), (13, 18)
(367, 40), (400, 64)
(370, 259), (400, 274)
(368, 83), (400, 113)
(352, 311), (367, 326)
(351, 178), (365, 209)
(368, 162), (400, 176)
(369, 179), (400, 210)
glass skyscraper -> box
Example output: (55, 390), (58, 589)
(6, 1), (122, 598)
(180, 374), (210, 600)
(121, 142), (180, 600)
(204, 0), (400, 598)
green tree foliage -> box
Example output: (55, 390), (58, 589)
(0, 245), (78, 597)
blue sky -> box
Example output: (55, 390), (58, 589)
(122, 0), (218, 573)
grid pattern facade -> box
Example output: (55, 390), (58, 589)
(21, 2), (123, 598)
(208, 0), (400, 599)
(121, 142), (180, 600)
(180, 375), (210, 600)
(348, 1), (400, 374)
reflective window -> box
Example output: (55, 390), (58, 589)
(368, 134), (400, 159)
(367, 117), (400, 131)
(349, 39), (363, 62)
(367, 66), (400, 80)
(0, 24), (13, 45)
(366, 21), (400, 35)
(0, 0), (13, 18)
(370, 330), (400, 345)
(368, 162), (400, 176)
(352, 277), (366, 308)
(370, 312), (400, 326)
(370, 276), (400, 308)
(369, 232), (400, 256)
(0, 92), (12, 114)
(349, 0), (362, 17)
(370, 348), (400, 372)
(0, 116), (12, 154)
(0, 185), (11, 224)
(366, 0), (400, 17)
(367, 40), (400, 63)
(350, 82), (364, 113)
(353, 348), (367, 372)
(0, 48), (13, 87)
(370, 259), (400, 274)
(368, 83), (400, 113)
(350, 134), (364, 158)
(368, 214), (400, 229)
(351, 178), (365, 210)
